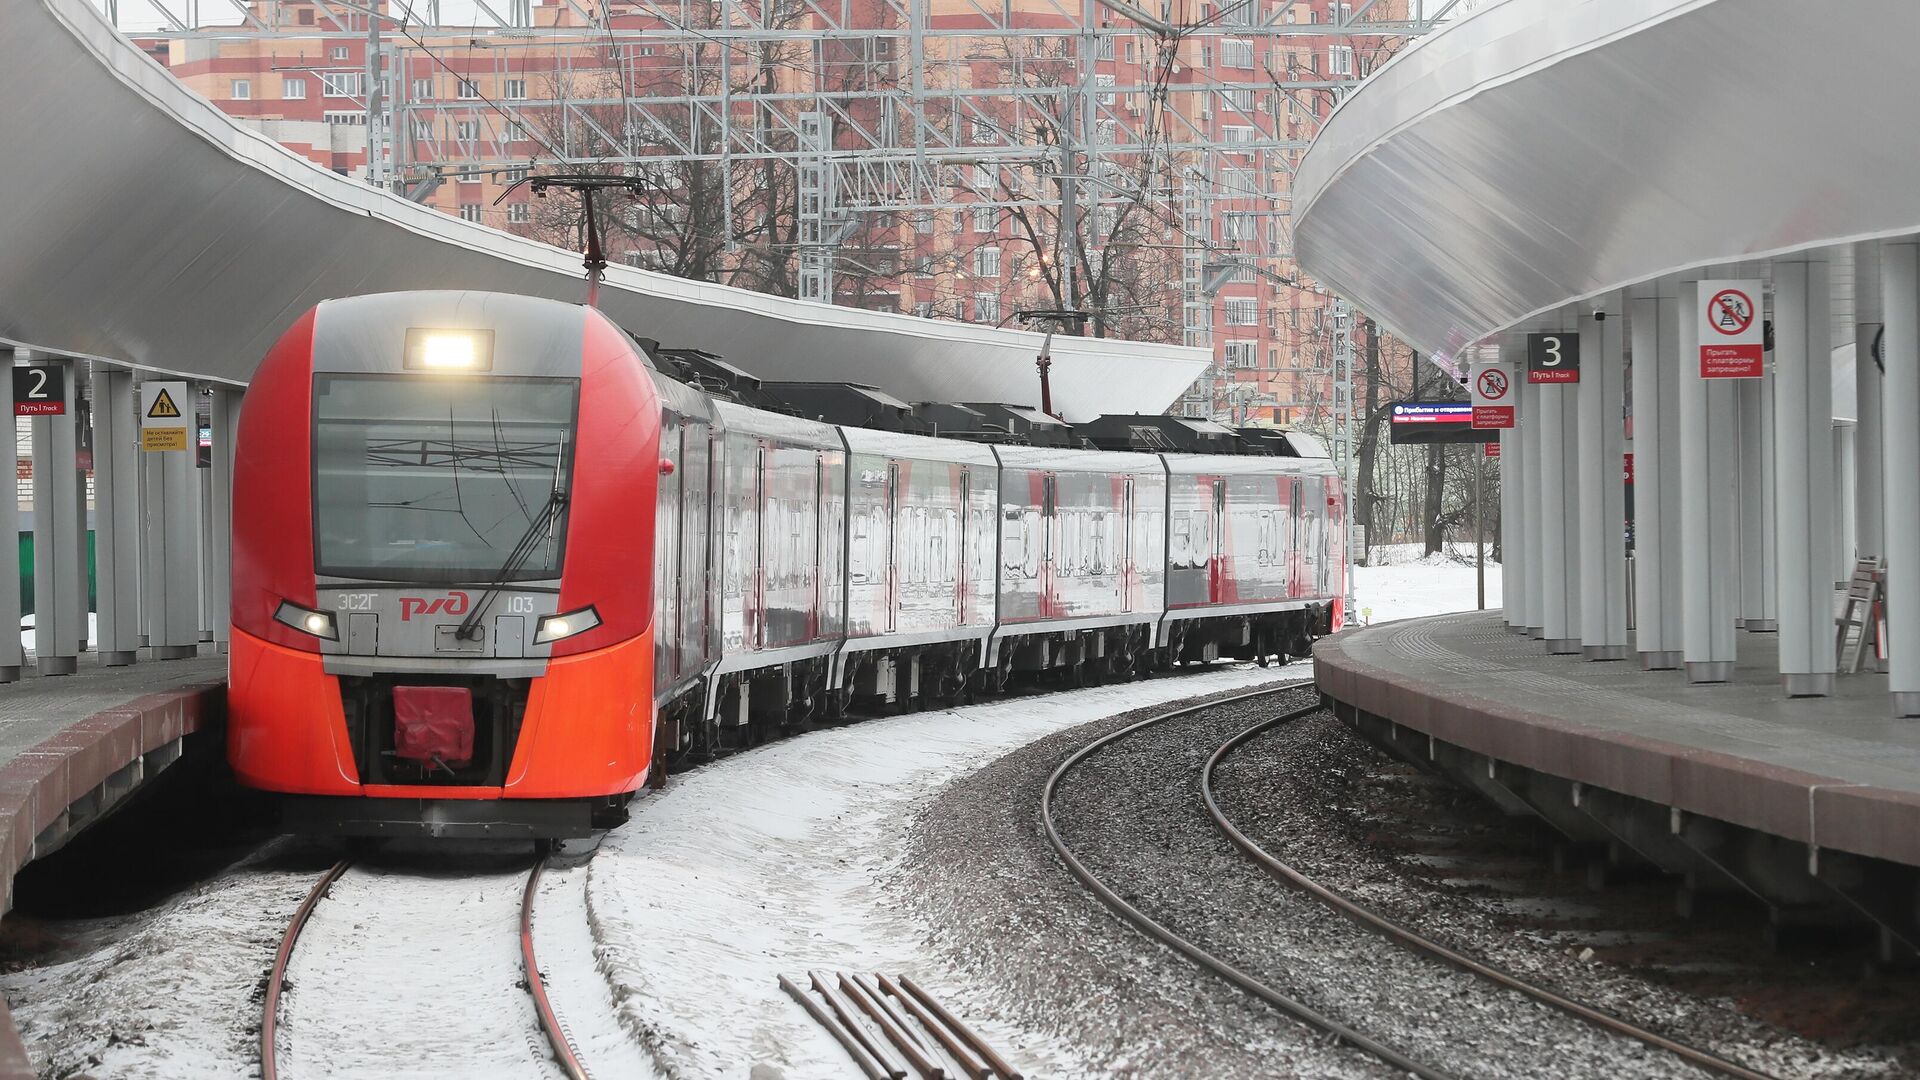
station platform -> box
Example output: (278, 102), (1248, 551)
(0, 649), (226, 1076)
(0, 649), (226, 902)
(1315, 613), (1920, 958)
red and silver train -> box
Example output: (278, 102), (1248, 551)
(228, 291), (1346, 837)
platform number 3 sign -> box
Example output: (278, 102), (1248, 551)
(1526, 332), (1580, 384)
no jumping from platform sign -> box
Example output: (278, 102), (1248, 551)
(1698, 279), (1764, 379)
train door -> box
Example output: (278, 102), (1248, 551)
(753, 444), (769, 649)
(1289, 477), (1304, 598)
(682, 424), (711, 674)
(1121, 476), (1136, 613)
(1041, 474), (1058, 616)
(957, 468), (971, 624)
(811, 455), (826, 637)
(654, 416), (682, 683)
(1209, 478), (1227, 603)
(885, 462), (900, 633)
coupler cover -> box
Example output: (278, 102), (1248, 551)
(392, 686), (475, 768)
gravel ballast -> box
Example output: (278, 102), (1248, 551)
(904, 684), (1898, 1080)
(1209, 710), (1916, 1080)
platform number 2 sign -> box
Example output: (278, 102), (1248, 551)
(13, 366), (65, 417)
(1526, 332), (1580, 384)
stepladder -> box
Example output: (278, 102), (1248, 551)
(1835, 557), (1885, 674)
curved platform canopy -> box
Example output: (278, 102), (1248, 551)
(0, 0), (1209, 422)
(1291, 0), (1920, 362)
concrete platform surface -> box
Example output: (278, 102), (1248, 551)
(1315, 612), (1920, 869)
(0, 651), (228, 1080)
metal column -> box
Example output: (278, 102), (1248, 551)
(1501, 422), (1524, 632)
(0, 361), (21, 683)
(1888, 240), (1920, 716)
(1774, 256), (1837, 696)
(1579, 301), (1628, 659)
(1538, 319), (1580, 655)
(1521, 374), (1545, 638)
(1737, 374), (1779, 632)
(92, 367), (140, 666)
(207, 387), (239, 647)
(1630, 281), (1684, 669)
(142, 382), (202, 660)
(1679, 280), (1739, 682)
(1856, 240), (1886, 563)
(29, 359), (83, 675)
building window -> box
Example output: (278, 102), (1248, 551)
(974, 246), (1000, 277)
(1222, 212), (1255, 241)
(504, 79), (526, 100)
(330, 45), (349, 60)
(230, 79), (250, 99)
(1098, 31), (1115, 60)
(1096, 74), (1115, 105)
(915, 211), (933, 234)
(410, 77), (432, 100)
(320, 72), (360, 98)
(1220, 88), (1253, 112)
(456, 120), (480, 141)
(460, 203), (482, 223)
(505, 121), (527, 142)
(969, 117), (995, 145)
(915, 301), (934, 318)
(411, 119), (433, 139)
(1224, 341), (1257, 368)
(1182, 400), (1208, 419)
(1223, 126), (1255, 144)
(1329, 45), (1355, 77)
(505, 166), (530, 182)
(282, 76), (306, 99)
(974, 293), (1000, 324)
(1225, 298), (1258, 325)
(507, 203), (530, 224)
(1223, 38), (1254, 68)
(322, 111), (365, 126)
(972, 204), (995, 233)
(457, 79), (480, 100)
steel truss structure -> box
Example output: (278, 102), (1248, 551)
(108, 0), (1458, 575)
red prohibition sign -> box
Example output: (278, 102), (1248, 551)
(1476, 367), (1510, 400)
(1708, 289), (1755, 336)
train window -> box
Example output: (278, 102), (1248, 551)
(1171, 514), (1191, 568)
(313, 374), (577, 583)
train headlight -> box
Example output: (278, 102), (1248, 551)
(274, 600), (339, 641)
(404, 328), (495, 372)
(534, 606), (600, 645)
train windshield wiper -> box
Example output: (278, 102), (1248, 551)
(453, 487), (566, 642)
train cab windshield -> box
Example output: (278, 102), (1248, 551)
(312, 373), (579, 584)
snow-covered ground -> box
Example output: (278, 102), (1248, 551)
(586, 664), (1305, 1079)
(1351, 541), (1501, 625)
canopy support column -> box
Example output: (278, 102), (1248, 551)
(1881, 240), (1920, 716)
(1630, 281), (1683, 669)
(30, 358), (83, 676)
(1773, 255), (1837, 696)
(1856, 240), (1886, 565)
(92, 367), (141, 666)
(1680, 280), (1739, 683)
(142, 380), (202, 661)
(1521, 374), (1545, 638)
(1501, 420), (1525, 632)
(1738, 374), (1778, 632)
(1579, 300), (1628, 660)
(207, 387), (239, 649)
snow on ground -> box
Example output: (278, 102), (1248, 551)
(585, 663), (1305, 1080)
(0, 857), (317, 1079)
(1351, 541), (1502, 625)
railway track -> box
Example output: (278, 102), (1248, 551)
(1042, 682), (1781, 1080)
(260, 852), (593, 1080)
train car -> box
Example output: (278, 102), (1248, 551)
(989, 445), (1167, 686)
(1160, 453), (1343, 664)
(836, 427), (998, 711)
(703, 400), (847, 741)
(228, 292), (662, 837)
(644, 364), (723, 776)
(229, 289), (1350, 838)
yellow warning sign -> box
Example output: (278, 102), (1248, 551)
(142, 428), (189, 452)
(146, 388), (182, 419)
